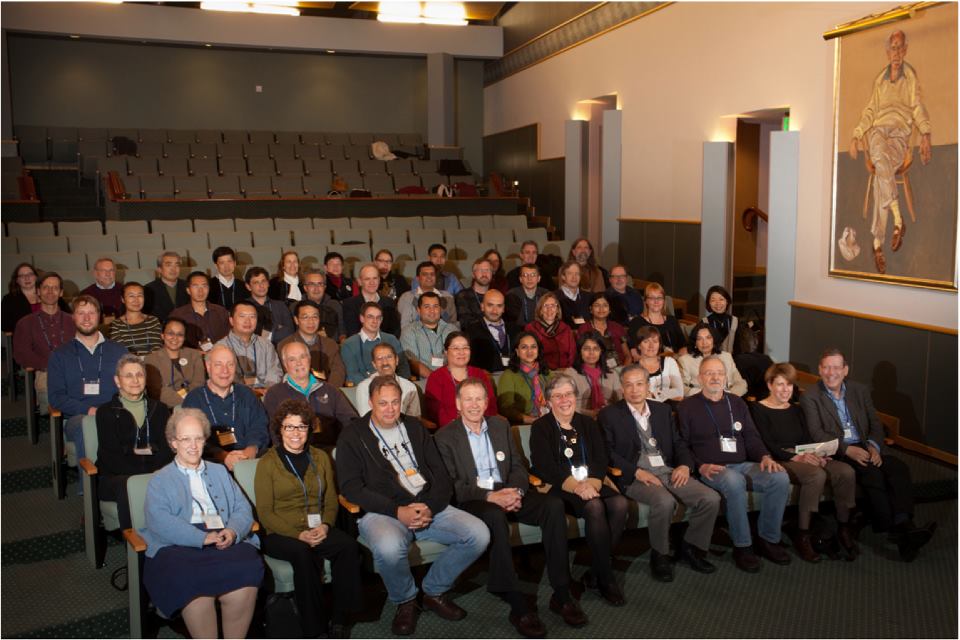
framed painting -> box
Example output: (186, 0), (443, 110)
(828, 2), (958, 290)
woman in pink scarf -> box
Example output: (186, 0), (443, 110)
(562, 331), (622, 418)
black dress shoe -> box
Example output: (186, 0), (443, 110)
(650, 550), (674, 582)
(757, 539), (791, 565)
(598, 581), (626, 607)
(509, 611), (547, 638)
(391, 600), (420, 636)
(422, 593), (467, 621)
(898, 522), (937, 562)
(733, 546), (761, 573)
(680, 542), (716, 574)
(549, 595), (588, 627)
(837, 524), (860, 561)
(328, 622), (351, 638)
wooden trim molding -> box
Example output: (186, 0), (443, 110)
(618, 217), (700, 225)
(789, 301), (957, 336)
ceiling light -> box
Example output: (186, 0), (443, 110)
(326, 49), (336, 54)
(377, 1), (467, 26)
(422, 2), (465, 21)
(200, 2), (300, 16)
(69, 34), (80, 39)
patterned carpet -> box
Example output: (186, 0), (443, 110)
(1, 395), (956, 638)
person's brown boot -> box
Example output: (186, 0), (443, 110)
(391, 599), (420, 635)
(549, 595), (588, 628)
(837, 524), (860, 561)
(793, 531), (821, 563)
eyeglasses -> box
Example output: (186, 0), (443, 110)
(175, 436), (206, 445)
(646, 296), (665, 302)
(550, 391), (576, 400)
(282, 424), (310, 432)
(118, 371), (146, 380)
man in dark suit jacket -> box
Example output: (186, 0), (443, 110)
(464, 290), (517, 374)
(341, 263), (400, 338)
(504, 263), (549, 332)
(600, 364), (720, 582)
(335, 376), (489, 636)
(435, 378), (587, 636)
(143, 251), (189, 323)
(800, 347), (935, 561)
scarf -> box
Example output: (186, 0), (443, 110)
(519, 363), (546, 415)
(537, 318), (560, 337)
(582, 364), (605, 411)
(706, 312), (731, 343)
(283, 273), (302, 301)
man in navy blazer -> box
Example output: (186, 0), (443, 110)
(599, 364), (720, 581)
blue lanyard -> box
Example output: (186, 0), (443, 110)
(229, 335), (258, 378)
(370, 420), (418, 472)
(702, 394), (736, 438)
(75, 341), (103, 382)
(202, 387), (236, 428)
(554, 418), (587, 465)
(283, 451), (322, 515)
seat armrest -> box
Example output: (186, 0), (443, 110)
(251, 521), (260, 533)
(528, 474), (543, 487)
(607, 466), (623, 477)
(338, 494), (360, 514)
(79, 458), (99, 476)
(123, 528), (147, 553)
(50, 408), (62, 418)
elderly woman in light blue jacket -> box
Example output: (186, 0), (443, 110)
(141, 407), (263, 639)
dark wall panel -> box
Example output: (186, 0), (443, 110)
(789, 306), (855, 374)
(924, 331), (959, 454)
(618, 220), (701, 315)
(674, 223), (701, 314)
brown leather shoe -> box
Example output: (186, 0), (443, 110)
(837, 524), (860, 561)
(793, 532), (821, 563)
(549, 595), (588, 628)
(757, 539), (791, 565)
(422, 593), (466, 621)
(874, 246), (886, 274)
(733, 546), (761, 573)
(509, 611), (547, 638)
(892, 221), (906, 252)
(598, 581), (626, 607)
(391, 600), (420, 635)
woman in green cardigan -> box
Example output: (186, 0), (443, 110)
(254, 399), (362, 637)
(496, 331), (553, 425)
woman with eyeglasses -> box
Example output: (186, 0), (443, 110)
(143, 318), (206, 408)
(96, 354), (172, 529)
(2, 262), (68, 332)
(529, 374), (628, 607)
(141, 407), (262, 639)
(678, 322), (747, 397)
(578, 292), (631, 367)
(627, 282), (687, 356)
(424, 332), (498, 428)
(525, 292), (576, 371)
(108, 282), (163, 356)
(254, 399), (362, 637)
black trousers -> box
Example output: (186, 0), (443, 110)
(840, 453), (914, 531)
(552, 486), (628, 586)
(98, 474), (132, 531)
(461, 491), (570, 596)
(261, 528), (363, 636)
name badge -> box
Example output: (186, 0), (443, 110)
(430, 356), (444, 368)
(843, 428), (854, 440)
(177, 388), (188, 398)
(501, 356), (511, 367)
(571, 465), (589, 482)
(203, 513), (225, 530)
(307, 513), (322, 529)
(400, 469), (427, 495)
(83, 382), (100, 396)
(217, 429), (238, 447)
(573, 317), (586, 325)
(200, 340), (214, 352)
(476, 476), (495, 490)
(133, 446), (153, 456)
(720, 436), (738, 453)
(647, 454), (665, 467)
(606, 356), (619, 369)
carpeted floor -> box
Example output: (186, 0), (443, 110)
(1, 394), (957, 639)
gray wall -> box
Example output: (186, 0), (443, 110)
(455, 59), (484, 177)
(790, 305), (958, 456)
(618, 220), (701, 315)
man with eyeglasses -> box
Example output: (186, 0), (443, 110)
(14, 272), (75, 413)
(374, 249), (410, 302)
(299, 268), (344, 342)
(47, 295), (128, 469)
(341, 302), (411, 384)
(504, 264), (549, 333)
(506, 241), (556, 290)
(342, 263), (401, 338)
(677, 356), (790, 573)
(263, 341), (357, 447)
(605, 265), (644, 325)
(216, 301), (283, 388)
(354, 342), (421, 417)
(243, 266), (295, 346)
(169, 271), (231, 352)
(277, 300), (346, 388)
(397, 262), (458, 327)
(144, 251), (189, 323)
(81, 257), (123, 319)
(400, 291), (457, 378)
(182, 345), (269, 471)
(336, 376), (489, 635)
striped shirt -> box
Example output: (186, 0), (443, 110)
(108, 315), (163, 356)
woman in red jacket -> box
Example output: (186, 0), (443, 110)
(424, 332), (497, 427)
(525, 292), (576, 370)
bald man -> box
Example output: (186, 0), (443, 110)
(463, 290), (516, 373)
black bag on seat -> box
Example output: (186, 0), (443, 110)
(264, 592), (303, 638)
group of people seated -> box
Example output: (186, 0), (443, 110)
(3, 234), (937, 639)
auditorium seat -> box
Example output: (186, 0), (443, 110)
(276, 217), (313, 232)
(446, 228), (480, 245)
(498, 242), (521, 258)
(542, 240), (570, 258)
(14, 125), (48, 163)
(77, 127), (109, 142)
(152, 219), (193, 234)
(333, 228), (369, 244)
(300, 228), (332, 245)
(361, 173), (395, 195)
(294, 144), (320, 160)
(422, 216), (458, 230)
(399, 133), (423, 147)
(158, 158), (189, 177)
(270, 144), (297, 160)
(190, 143), (217, 159)
(247, 131), (275, 145)
(350, 217), (386, 230)
(328, 243), (370, 269)
(336, 173), (363, 191)
(168, 130), (197, 144)
(188, 158), (217, 176)
(413, 159), (437, 174)
(235, 218), (275, 232)
(419, 173), (447, 191)
(218, 143), (244, 159)
(273, 176), (305, 198)
(523, 227), (549, 247)
(109, 128), (139, 141)
(387, 216), (422, 230)
(448, 243), (486, 263)
(136, 142), (164, 158)
(1, 175), (21, 199)
(392, 173), (421, 190)
(300, 132), (326, 146)
(139, 129), (167, 144)
(2, 237), (19, 254)
(215, 230), (253, 248)
(323, 144), (345, 160)
(374, 133), (400, 147)
(253, 230), (291, 247)
(33, 252), (87, 273)
(195, 130), (222, 145)
(493, 214), (527, 229)
(480, 228), (515, 245)
(96, 156), (128, 177)
(58, 271), (91, 298)
(122, 269), (156, 286)
(194, 219), (235, 233)
(275, 158), (304, 176)
(162, 142), (190, 159)
(371, 227), (404, 245)
(59, 221), (103, 236)
(345, 144), (371, 160)
(49, 127), (79, 163)
(2, 254), (28, 282)
(274, 132), (301, 145)
(246, 157), (277, 176)
(114, 251), (144, 271)
(244, 143), (271, 159)
(126, 157), (159, 176)
(174, 176), (209, 199)
(105, 220), (149, 235)
(240, 247), (281, 270)
(462, 214), (494, 229)
(413, 227), (445, 245)
(450, 174), (476, 185)
(139, 176), (176, 199)
(303, 158), (333, 176)
(208, 175), (242, 198)
(294, 244), (327, 268)
(71, 234), (115, 254)
(302, 174), (334, 196)
(360, 160), (387, 175)
(377, 243), (415, 262)
(20, 235), (68, 254)
(240, 175), (276, 198)
(221, 130), (246, 145)
(118, 234), (163, 253)
(349, 133), (374, 145)
(325, 133), (350, 146)
(332, 159), (359, 176)
(164, 231), (210, 253)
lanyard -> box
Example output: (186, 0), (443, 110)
(169, 358), (185, 389)
(283, 452), (322, 516)
(554, 417), (587, 465)
(37, 312), (65, 352)
(134, 399), (151, 448)
(229, 335), (258, 378)
(202, 387), (236, 428)
(219, 282), (234, 308)
(702, 394), (736, 438)
(419, 324), (444, 357)
(370, 420), (418, 472)
(75, 341), (103, 382)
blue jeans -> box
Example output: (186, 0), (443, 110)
(358, 505), (490, 604)
(700, 462), (790, 548)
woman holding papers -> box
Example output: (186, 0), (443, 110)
(750, 363), (858, 562)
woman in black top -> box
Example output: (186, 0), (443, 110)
(750, 362), (857, 562)
(529, 373), (627, 606)
(627, 282), (686, 356)
(1, 263), (68, 333)
(95, 354), (173, 529)
(268, 250), (305, 303)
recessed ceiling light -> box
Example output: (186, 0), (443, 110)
(69, 35), (80, 39)
(326, 49), (336, 54)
